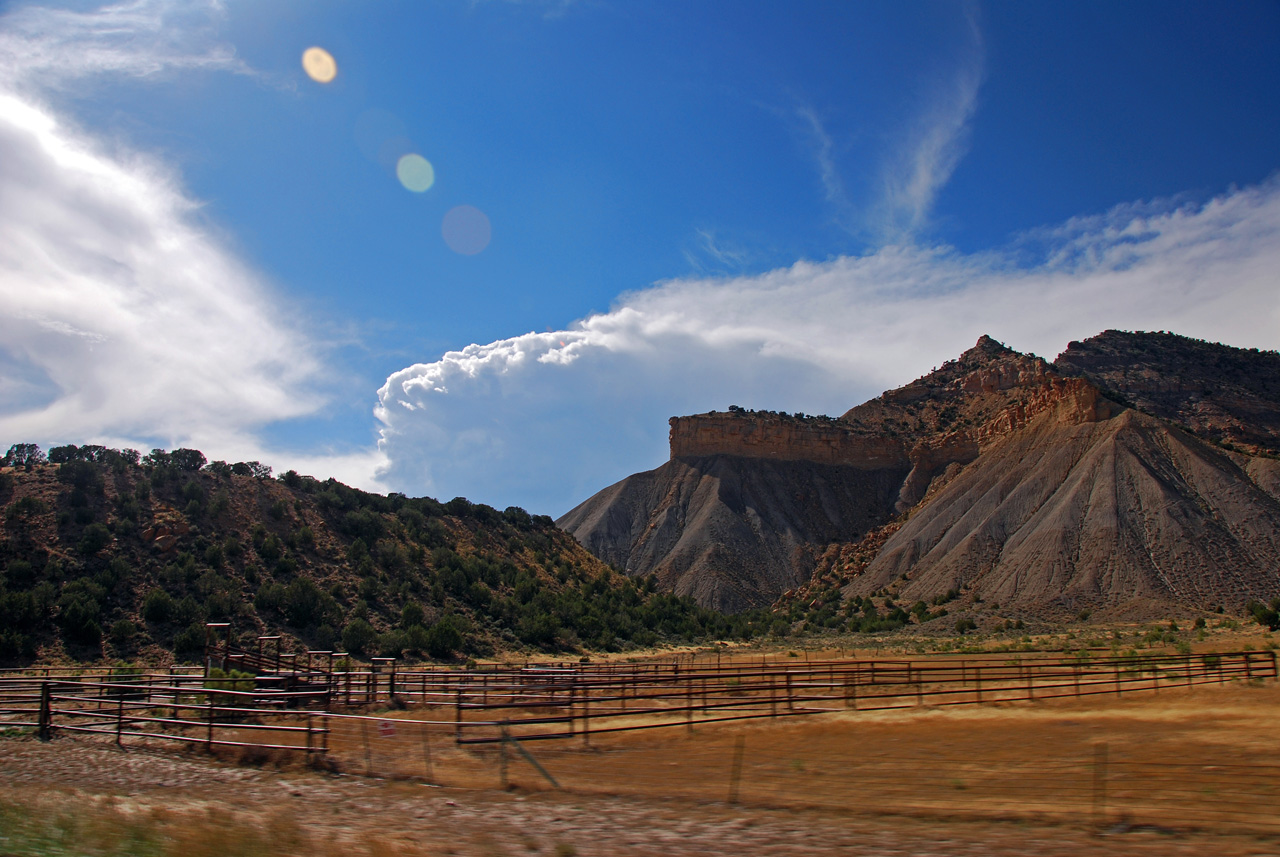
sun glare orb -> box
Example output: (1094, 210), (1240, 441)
(302, 47), (337, 83)
(442, 205), (492, 255)
(396, 154), (435, 192)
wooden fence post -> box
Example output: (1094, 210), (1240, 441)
(361, 719), (372, 776)
(37, 681), (51, 742)
(1092, 743), (1108, 828)
(727, 735), (745, 804)
(686, 681), (694, 733)
(455, 687), (464, 744)
(499, 725), (508, 789)
(421, 723), (434, 783)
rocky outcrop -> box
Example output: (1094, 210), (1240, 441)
(1055, 330), (1280, 455)
(668, 413), (908, 468)
(560, 331), (1280, 617)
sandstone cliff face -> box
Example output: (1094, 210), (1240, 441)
(560, 331), (1280, 617)
(668, 413), (908, 468)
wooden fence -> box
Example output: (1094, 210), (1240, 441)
(2, 649), (1273, 748)
(2, 648), (1278, 835)
(1, 678), (328, 755)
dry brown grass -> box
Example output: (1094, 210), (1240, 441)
(4, 660), (1279, 856)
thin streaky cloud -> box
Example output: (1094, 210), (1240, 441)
(0, 0), (254, 91)
(796, 105), (847, 210)
(874, 14), (984, 242)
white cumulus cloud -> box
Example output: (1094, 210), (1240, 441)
(376, 178), (1280, 516)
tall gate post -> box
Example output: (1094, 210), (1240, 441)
(38, 681), (51, 742)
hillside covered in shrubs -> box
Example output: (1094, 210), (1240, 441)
(0, 443), (769, 665)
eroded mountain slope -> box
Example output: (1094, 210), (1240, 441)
(561, 331), (1280, 617)
(844, 397), (1280, 616)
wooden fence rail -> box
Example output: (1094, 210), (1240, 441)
(3, 650), (1273, 750)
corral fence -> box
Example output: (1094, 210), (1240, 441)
(5, 646), (1273, 747)
(2, 646), (1277, 835)
(0, 676), (328, 756)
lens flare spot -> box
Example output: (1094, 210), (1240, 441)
(301, 47), (337, 83)
(396, 154), (435, 192)
(354, 108), (408, 166)
(442, 205), (492, 255)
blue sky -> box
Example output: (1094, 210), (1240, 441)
(2, 0), (1279, 516)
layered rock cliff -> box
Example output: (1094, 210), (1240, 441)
(559, 331), (1280, 616)
(668, 412), (908, 468)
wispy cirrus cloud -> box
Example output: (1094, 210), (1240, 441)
(874, 12), (984, 242)
(376, 178), (1280, 515)
(795, 105), (848, 211)
(0, 0), (254, 91)
(0, 1), (384, 485)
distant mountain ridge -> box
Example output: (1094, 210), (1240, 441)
(558, 331), (1280, 617)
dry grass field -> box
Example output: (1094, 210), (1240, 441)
(2, 658), (1279, 856)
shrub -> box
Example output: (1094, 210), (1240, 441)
(142, 588), (174, 622)
(205, 667), (255, 693)
(0, 629), (35, 660)
(954, 617), (978, 634)
(3, 559), (35, 587)
(256, 534), (282, 564)
(518, 613), (560, 648)
(341, 618), (376, 655)
(254, 582), (286, 614)
(341, 509), (384, 544)
(170, 448), (207, 471)
(174, 595), (204, 626)
(401, 601), (425, 628)
(376, 630), (407, 658)
(1247, 598), (1280, 631)
(59, 597), (102, 646)
(58, 459), (103, 493)
(173, 623), (206, 661)
(78, 522), (112, 555)
(109, 619), (137, 649)
(5, 496), (47, 524)
(282, 578), (331, 628)
(2, 443), (45, 469)
(424, 615), (463, 659)
(445, 496), (473, 517)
